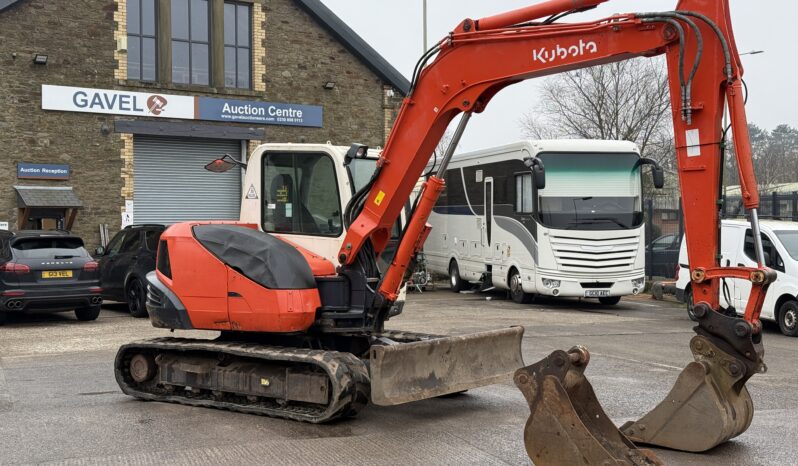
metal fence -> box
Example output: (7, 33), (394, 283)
(644, 197), (684, 278)
(643, 191), (798, 278)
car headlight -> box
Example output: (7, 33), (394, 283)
(542, 278), (561, 289)
(632, 277), (645, 288)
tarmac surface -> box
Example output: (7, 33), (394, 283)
(0, 290), (795, 465)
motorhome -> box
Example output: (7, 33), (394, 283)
(424, 140), (662, 304)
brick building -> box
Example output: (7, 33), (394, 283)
(0, 0), (408, 247)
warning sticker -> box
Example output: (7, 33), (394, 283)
(374, 190), (386, 206)
(276, 186), (289, 202)
(246, 184), (258, 199)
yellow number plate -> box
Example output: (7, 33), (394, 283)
(42, 270), (73, 279)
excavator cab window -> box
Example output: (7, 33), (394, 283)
(262, 152), (343, 237)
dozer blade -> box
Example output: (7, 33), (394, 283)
(369, 326), (524, 406)
(620, 304), (765, 452)
(515, 346), (663, 466)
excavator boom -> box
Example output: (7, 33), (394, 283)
(119, 1), (769, 463)
(336, 0), (770, 462)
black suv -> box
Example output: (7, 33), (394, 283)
(96, 224), (164, 317)
(0, 230), (102, 325)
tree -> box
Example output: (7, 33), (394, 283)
(724, 123), (798, 191)
(520, 58), (674, 170)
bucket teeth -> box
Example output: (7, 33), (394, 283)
(515, 346), (663, 466)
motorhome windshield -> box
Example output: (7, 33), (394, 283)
(774, 230), (798, 260)
(536, 152), (642, 231)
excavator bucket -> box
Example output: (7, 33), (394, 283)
(619, 305), (765, 452)
(369, 326), (524, 405)
(514, 346), (663, 466)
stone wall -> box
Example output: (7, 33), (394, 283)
(0, 0), (123, 246)
(0, 0), (403, 249)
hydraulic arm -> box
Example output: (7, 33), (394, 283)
(338, 0), (771, 462)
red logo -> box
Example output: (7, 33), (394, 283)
(147, 95), (168, 115)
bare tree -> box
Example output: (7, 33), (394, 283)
(520, 58), (674, 168)
(725, 123), (798, 191)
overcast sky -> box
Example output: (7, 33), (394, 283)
(320, 0), (796, 152)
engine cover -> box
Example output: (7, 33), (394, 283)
(148, 221), (327, 333)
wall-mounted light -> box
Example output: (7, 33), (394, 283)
(323, 81), (336, 90)
(32, 53), (48, 65)
(100, 123), (111, 135)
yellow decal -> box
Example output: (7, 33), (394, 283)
(276, 186), (289, 203)
(374, 190), (386, 206)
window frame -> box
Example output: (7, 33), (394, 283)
(171, 0), (212, 86)
(514, 172), (534, 214)
(743, 229), (784, 272)
(127, 0), (159, 82)
(223, 1), (252, 89)
(119, 230), (143, 255)
(260, 152), (344, 238)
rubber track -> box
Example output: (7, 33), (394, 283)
(115, 337), (370, 423)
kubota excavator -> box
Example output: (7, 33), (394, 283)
(116, 0), (771, 464)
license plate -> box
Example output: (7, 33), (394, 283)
(42, 270), (73, 279)
(585, 290), (610, 297)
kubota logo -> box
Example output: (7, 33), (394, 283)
(532, 39), (598, 64)
(147, 95), (168, 115)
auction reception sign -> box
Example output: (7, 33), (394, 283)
(17, 163), (71, 180)
(41, 85), (323, 128)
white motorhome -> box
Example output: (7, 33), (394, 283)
(424, 140), (660, 304)
(675, 219), (798, 336)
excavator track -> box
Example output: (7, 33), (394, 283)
(115, 337), (370, 423)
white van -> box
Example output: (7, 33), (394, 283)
(675, 219), (798, 336)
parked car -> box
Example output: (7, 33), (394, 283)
(96, 224), (164, 317)
(0, 230), (102, 325)
(647, 233), (681, 278)
(675, 219), (798, 336)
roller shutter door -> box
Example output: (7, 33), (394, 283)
(134, 136), (242, 224)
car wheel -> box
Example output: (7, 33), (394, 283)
(75, 306), (101, 321)
(685, 286), (698, 322)
(599, 296), (621, 305)
(509, 268), (533, 304)
(449, 261), (465, 293)
(126, 278), (149, 318)
(778, 300), (798, 337)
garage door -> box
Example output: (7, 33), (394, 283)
(134, 136), (242, 224)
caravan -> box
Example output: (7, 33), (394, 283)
(424, 140), (662, 304)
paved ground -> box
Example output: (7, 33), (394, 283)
(0, 291), (795, 465)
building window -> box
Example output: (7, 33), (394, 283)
(171, 0), (210, 85)
(515, 173), (533, 213)
(127, 0), (157, 81)
(224, 2), (251, 88)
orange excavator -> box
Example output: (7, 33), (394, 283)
(116, 0), (771, 463)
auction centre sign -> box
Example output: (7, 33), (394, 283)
(41, 85), (323, 128)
